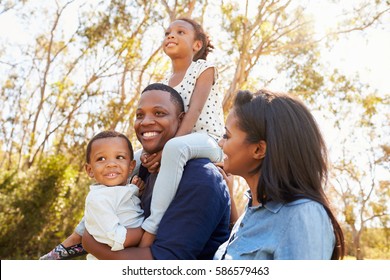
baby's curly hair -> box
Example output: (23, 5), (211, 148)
(85, 130), (133, 164)
(178, 18), (214, 61)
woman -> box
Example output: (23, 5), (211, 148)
(214, 89), (344, 260)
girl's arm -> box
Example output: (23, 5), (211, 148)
(175, 67), (214, 137)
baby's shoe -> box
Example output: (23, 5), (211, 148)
(39, 243), (87, 260)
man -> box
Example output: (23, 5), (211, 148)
(82, 83), (231, 259)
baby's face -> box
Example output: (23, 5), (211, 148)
(85, 137), (135, 186)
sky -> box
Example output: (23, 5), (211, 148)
(1, 1), (389, 92)
(307, 2), (390, 94)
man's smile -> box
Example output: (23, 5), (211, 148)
(142, 131), (159, 137)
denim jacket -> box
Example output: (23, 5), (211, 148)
(214, 193), (335, 260)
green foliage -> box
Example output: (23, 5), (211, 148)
(343, 228), (390, 259)
(0, 155), (89, 259)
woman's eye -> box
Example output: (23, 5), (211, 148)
(136, 113), (144, 119)
(155, 111), (165, 116)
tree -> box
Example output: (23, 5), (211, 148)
(218, 0), (390, 111)
(1, 0), (389, 259)
(328, 88), (389, 259)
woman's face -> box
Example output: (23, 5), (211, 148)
(219, 111), (262, 178)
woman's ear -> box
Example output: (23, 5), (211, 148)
(85, 163), (94, 178)
(253, 140), (267, 160)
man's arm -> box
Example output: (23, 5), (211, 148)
(82, 229), (153, 260)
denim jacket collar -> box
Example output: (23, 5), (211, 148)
(245, 190), (311, 214)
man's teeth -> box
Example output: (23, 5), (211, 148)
(143, 132), (158, 137)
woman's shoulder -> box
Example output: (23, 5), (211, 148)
(285, 198), (324, 209)
(284, 198), (329, 220)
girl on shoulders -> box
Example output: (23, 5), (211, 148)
(138, 18), (225, 246)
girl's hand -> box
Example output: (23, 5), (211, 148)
(141, 151), (162, 174)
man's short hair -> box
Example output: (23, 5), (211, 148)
(142, 83), (184, 113)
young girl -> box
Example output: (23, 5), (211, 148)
(138, 18), (225, 246)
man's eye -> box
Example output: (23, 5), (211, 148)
(155, 111), (165, 116)
(136, 113), (144, 119)
(117, 156), (125, 160)
(97, 157), (105, 161)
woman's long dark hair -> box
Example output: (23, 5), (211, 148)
(233, 89), (344, 260)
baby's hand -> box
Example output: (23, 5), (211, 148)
(131, 175), (145, 195)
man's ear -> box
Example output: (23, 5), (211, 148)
(178, 112), (185, 124)
(253, 140), (267, 160)
(85, 163), (94, 178)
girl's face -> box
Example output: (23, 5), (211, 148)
(219, 111), (264, 179)
(162, 20), (201, 59)
(85, 137), (135, 186)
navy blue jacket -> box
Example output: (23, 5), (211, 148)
(140, 158), (231, 259)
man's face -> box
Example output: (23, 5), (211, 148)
(134, 90), (182, 154)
